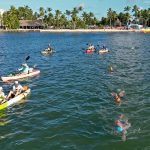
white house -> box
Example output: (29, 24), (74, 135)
(0, 9), (4, 15)
(0, 9), (5, 29)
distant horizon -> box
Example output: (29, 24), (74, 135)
(0, 0), (149, 19)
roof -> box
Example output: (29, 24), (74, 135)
(19, 20), (44, 27)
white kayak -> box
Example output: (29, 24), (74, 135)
(0, 88), (30, 110)
(1, 70), (40, 82)
(99, 49), (109, 54)
(41, 50), (53, 55)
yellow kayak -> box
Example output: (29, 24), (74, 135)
(141, 29), (150, 33)
(0, 89), (30, 110)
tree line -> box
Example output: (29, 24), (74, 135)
(0, 5), (150, 29)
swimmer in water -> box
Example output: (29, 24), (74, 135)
(111, 90), (125, 103)
(115, 114), (131, 141)
(108, 66), (114, 73)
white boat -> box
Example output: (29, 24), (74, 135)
(41, 47), (54, 55)
(1, 70), (40, 82)
(99, 49), (109, 54)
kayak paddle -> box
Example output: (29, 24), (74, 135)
(25, 56), (30, 62)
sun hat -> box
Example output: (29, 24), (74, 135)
(15, 81), (19, 84)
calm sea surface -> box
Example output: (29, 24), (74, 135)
(0, 32), (149, 150)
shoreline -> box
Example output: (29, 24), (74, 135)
(0, 29), (145, 33)
(40, 29), (142, 33)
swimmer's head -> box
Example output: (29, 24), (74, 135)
(120, 114), (124, 119)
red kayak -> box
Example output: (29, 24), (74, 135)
(85, 49), (94, 54)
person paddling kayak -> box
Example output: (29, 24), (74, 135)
(6, 81), (24, 100)
(0, 87), (6, 104)
(18, 63), (30, 74)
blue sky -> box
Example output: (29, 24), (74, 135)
(0, 0), (149, 18)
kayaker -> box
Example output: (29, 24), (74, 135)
(88, 44), (95, 52)
(102, 45), (107, 50)
(44, 44), (53, 53)
(18, 63), (30, 74)
(0, 87), (6, 104)
(6, 81), (24, 100)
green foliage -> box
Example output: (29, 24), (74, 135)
(2, 5), (150, 29)
(3, 6), (19, 29)
(18, 5), (33, 20)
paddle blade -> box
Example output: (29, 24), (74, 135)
(26, 56), (30, 61)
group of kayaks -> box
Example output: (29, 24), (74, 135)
(0, 63), (40, 111)
(0, 44), (55, 110)
(85, 44), (109, 54)
(0, 44), (107, 111)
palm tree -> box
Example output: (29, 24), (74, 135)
(47, 7), (52, 15)
(124, 6), (131, 12)
(141, 9), (149, 27)
(24, 5), (33, 20)
(0, 13), (3, 28)
(55, 10), (62, 28)
(65, 10), (71, 20)
(124, 6), (131, 25)
(112, 11), (118, 26)
(82, 11), (88, 22)
(78, 6), (83, 12)
(71, 7), (79, 29)
(46, 8), (53, 26)
(71, 6), (83, 29)
(3, 5), (19, 29)
(132, 5), (139, 23)
(107, 8), (113, 27)
(39, 7), (45, 19)
(59, 14), (67, 28)
(33, 12), (38, 20)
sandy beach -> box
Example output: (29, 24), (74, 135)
(40, 29), (142, 33)
(0, 29), (143, 33)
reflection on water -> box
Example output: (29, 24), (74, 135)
(0, 111), (10, 126)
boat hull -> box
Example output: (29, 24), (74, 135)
(85, 49), (94, 54)
(1, 70), (40, 82)
(41, 51), (53, 55)
(99, 49), (109, 54)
